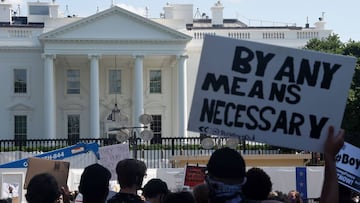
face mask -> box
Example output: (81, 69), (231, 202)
(206, 176), (246, 203)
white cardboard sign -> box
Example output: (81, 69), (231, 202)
(99, 143), (130, 180)
(336, 142), (360, 193)
(188, 35), (356, 152)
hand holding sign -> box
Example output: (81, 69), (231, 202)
(325, 126), (345, 161)
(320, 126), (345, 202)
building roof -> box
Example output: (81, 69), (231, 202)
(39, 5), (191, 42)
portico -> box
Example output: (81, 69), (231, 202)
(39, 6), (191, 139)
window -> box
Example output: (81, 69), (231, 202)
(150, 115), (162, 144)
(14, 115), (27, 146)
(14, 69), (27, 93)
(67, 69), (80, 94)
(149, 70), (161, 93)
(109, 70), (121, 94)
(67, 114), (80, 145)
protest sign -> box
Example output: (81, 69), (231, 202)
(183, 165), (206, 188)
(188, 35), (356, 152)
(336, 142), (360, 193)
(2, 182), (19, 198)
(24, 157), (70, 189)
(145, 168), (185, 192)
(98, 143), (130, 180)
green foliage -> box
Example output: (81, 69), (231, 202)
(304, 34), (360, 147)
(304, 34), (344, 54)
(342, 42), (360, 143)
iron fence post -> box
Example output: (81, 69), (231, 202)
(242, 138), (246, 154)
(133, 131), (138, 159)
(171, 138), (175, 156)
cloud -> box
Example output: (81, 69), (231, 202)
(116, 3), (147, 17)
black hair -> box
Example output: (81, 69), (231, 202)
(25, 173), (60, 203)
(192, 183), (209, 203)
(242, 167), (272, 200)
(207, 147), (246, 180)
(116, 159), (147, 189)
(79, 163), (111, 202)
(142, 178), (169, 199)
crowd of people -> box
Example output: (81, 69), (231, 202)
(6, 126), (358, 203)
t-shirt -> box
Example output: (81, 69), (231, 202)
(107, 192), (144, 203)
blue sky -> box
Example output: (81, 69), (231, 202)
(8, 0), (360, 42)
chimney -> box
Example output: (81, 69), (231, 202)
(305, 16), (310, 28)
(314, 12), (326, 30)
(211, 1), (223, 27)
(0, 1), (12, 24)
(163, 3), (174, 19)
(49, 3), (59, 18)
(163, 3), (193, 25)
(28, 1), (59, 23)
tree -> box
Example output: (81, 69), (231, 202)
(304, 34), (360, 147)
(304, 34), (344, 54)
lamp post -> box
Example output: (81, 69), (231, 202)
(112, 114), (154, 159)
(112, 126), (151, 159)
(108, 112), (154, 159)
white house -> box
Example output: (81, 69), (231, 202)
(0, 1), (332, 142)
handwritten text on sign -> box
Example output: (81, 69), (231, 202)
(99, 144), (130, 180)
(188, 35), (356, 152)
(184, 165), (206, 188)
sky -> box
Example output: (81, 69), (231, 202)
(7, 0), (360, 42)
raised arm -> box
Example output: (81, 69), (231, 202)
(320, 126), (344, 203)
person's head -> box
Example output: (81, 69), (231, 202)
(205, 147), (246, 203)
(116, 159), (147, 189)
(25, 173), (61, 203)
(192, 183), (209, 203)
(288, 190), (296, 199)
(288, 190), (303, 203)
(79, 163), (111, 203)
(206, 147), (246, 182)
(163, 191), (195, 203)
(242, 167), (272, 200)
(142, 178), (170, 203)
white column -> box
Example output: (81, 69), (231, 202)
(89, 54), (101, 139)
(133, 55), (144, 127)
(43, 54), (56, 139)
(178, 55), (188, 137)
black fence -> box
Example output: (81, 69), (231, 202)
(0, 137), (321, 168)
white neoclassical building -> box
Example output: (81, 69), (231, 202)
(0, 1), (331, 141)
